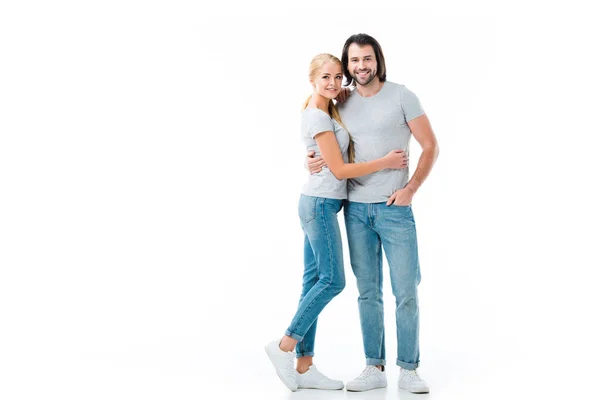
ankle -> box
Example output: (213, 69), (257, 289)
(296, 366), (310, 374)
(279, 336), (296, 352)
(296, 358), (313, 374)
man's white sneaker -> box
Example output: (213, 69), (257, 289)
(296, 365), (344, 390)
(264, 340), (298, 391)
(345, 365), (387, 392)
(397, 367), (429, 393)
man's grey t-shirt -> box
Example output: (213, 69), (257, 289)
(301, 107), (350, 199)
(338, 81), (424, 203)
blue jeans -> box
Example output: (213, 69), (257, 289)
(344, 201), (421, 370)
(286, 194), (346, 357)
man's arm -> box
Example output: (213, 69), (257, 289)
(406, 114), (439, 192)
(387, 114), (439, 206)
(306, 150), (327, 174)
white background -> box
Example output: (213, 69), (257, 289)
(1, 1), (599, 399)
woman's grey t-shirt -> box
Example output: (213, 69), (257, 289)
(300, 107), (350, 200)
(337, 81), (424, 203)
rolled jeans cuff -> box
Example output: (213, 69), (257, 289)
(397, 359), (419, 370)
(296, 351), (314, 358)
(366, 358), (386, 366)
(285, 330), (304, 342)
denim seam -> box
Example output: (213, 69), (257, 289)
(323, 199), (335, 303)
(290, 286), (329, 336)
(376, 206), (420, 369)
(299, 329), (305, 354)
(288, 200), (334, 336)
(300, 195), (317, 224)
(377, 239), (384, 360)
(297, 273), (317, 355)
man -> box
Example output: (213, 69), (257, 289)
(307, 33), (439, 393)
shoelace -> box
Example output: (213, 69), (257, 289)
(284, 352), (297, 377)
(402, 369), (422, 382)
(356, 366), (378, 380)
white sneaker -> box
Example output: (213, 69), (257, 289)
(296, 365), (344, 390)
(397, 367), (429, 393)
(345, 365), (387, 392)
(264, 340), (298, 391)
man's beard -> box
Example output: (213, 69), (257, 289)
(352, 69), (377, 86)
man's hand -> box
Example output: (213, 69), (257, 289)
(386, 187), (416, 206)
(335, 87), (351, 103)
(307, 150), (327, 174)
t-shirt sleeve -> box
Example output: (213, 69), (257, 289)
(401, 86), (425, 122)
(301, 109), (335, 139)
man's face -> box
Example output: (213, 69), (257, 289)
(347, 43), (378, 86)
(311, 62), (343, 100)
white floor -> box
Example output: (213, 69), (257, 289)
(2, 235), (598, 400)
(4, 335), (589, 400)
(3, 2), (600, 400)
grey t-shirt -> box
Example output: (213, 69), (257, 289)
(338, 81), (424, 203)
(301, 107), (350, 199)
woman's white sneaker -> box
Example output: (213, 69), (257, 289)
(345, 365), (387, 391)
(264, 340), (298, 391)
(296, 365), (344, 390)
(397, 367), (429, 393)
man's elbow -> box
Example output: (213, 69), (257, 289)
(424, 141), (439, 161)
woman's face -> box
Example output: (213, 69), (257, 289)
(312, 62), (343, 99)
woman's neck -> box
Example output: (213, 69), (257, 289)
(308, 93), (330, 115)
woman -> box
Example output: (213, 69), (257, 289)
(265, 53), (407, 391)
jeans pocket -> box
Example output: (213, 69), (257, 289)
(299, 195), (317, 224)
(324, 198), (343, 213)
(387, 204), (415, 224)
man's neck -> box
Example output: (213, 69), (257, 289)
(355, 78), (384, 98)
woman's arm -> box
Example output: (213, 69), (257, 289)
(314, 131), (406, 180)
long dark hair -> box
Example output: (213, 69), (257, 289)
(341, 33), (387, 87)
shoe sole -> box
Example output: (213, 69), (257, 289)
(398, 382), (429, 393)
(264, 346), (298, 392)
(298, 385), (344, 390)
(346, 383), (387, 392)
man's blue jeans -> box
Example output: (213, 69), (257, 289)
(286, 195), (345, 357)
(344, 201), (421, 370)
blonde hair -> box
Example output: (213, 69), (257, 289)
(303, 53), (355, 163)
